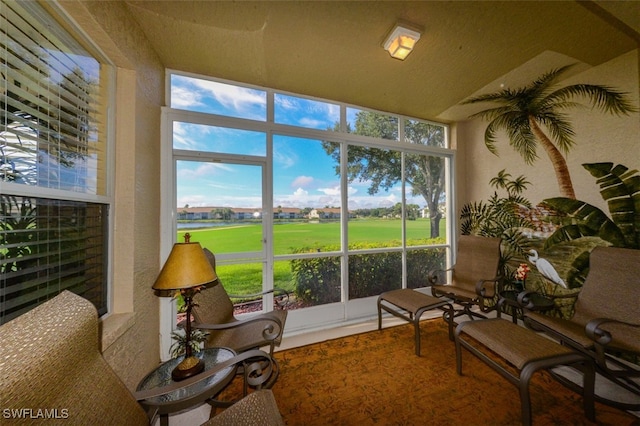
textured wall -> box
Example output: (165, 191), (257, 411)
(58, 0), (164, 389)
(457, 50), (640, 214)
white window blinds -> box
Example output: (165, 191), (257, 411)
(1, 1), (110, 324)
(1, 0), (106, 193)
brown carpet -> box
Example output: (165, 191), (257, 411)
(219, 319), (638, 425)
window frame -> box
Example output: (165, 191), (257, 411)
(160, 70), (455, 356)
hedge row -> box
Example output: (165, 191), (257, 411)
(291, 240), (446, 304)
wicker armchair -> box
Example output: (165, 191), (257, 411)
(0, 291), (149, 425)
(524, 246), (640, 410)
(430, 235), (502, 320)
(192, 248), (288, 356)
(0, 291), (283, 425)
(204, 390), (284, 426)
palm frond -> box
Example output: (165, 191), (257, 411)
(467, 105), (518, 121)
(545, 84), (638, 116)
(536, 113), (575, 154)
(483, 121), (502, 155)
(526, 64), (575, 93)
(505, 119), (537, 164)
(462, 90), (518, 105)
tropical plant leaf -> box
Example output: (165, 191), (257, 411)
(543, 197), (627, 248)
(565, 250), (591, 288)
(582, 162), (640, 248)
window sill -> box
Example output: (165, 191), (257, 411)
(100, 312), (136, 352)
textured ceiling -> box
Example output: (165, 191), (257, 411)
(124, 0), (639, 123)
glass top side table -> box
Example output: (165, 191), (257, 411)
(137, 347), (237, 423)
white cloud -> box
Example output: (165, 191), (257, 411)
(194, 80), (265, 115)
(292, 175), (314, 188)
(293, 187), (309, 197)
(273, 150), (296, 169)
(318, 185), (340, 196)
(171, 86), (203, 109)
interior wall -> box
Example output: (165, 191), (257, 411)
(59, 0), (165, 389)
(456, 49), (640, 216)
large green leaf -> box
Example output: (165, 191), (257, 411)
(543, 197), (627, 247)
(583, 162), (640, 248)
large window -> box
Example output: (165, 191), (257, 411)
(0, 1), (111, 324)
(166, 72), (452, 330)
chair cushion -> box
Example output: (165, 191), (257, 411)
(572, 246), (640, 326)
(0, 291), (148, 425)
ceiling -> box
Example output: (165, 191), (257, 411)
(124, 1), (639, 123)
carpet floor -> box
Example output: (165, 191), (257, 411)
(219, 319), (638, 425)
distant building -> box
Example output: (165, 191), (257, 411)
(176, 206), (358, 220)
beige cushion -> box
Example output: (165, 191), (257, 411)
(0, 291), (148, 425)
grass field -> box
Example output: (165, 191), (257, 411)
(178, 219), (446, 296)
(179, 218), (445, 254)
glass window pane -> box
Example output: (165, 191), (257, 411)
(405, 153), (446, 245)
(214, 261), (264, 314)
(289, 256), (341, 306)
(407, 247), (446, 289)
(273, 135), (341, 254)
(170, 75), (266, 121)
(348, 252), (401, 299)
(346, 108), (398, 141)
(173, 122), (266, 156)
(176, 160), (263, 255)
(274, 94), (339, 130)
(404, 119), (446, 148)
(347, 145), (402, 248)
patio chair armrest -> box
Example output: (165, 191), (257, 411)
(228, 287), (291, 309)
(475, 276), (500, 298)
(585, 317), (640, 347)
(193, 315), (284, 342)
(427, 267), (454, 285)
(516, 290), (539, 310)
(133, 349), (273, 401)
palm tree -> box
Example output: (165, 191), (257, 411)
(463, 64), (636, 199)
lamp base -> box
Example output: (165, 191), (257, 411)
(171, 356), (205, 381)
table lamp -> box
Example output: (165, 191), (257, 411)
(152, 235), (217, 381)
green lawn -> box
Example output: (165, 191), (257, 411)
(179, 219), (446, 296)
(180, 218), (445, 254)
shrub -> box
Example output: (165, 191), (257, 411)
(292, 240), (446, 303)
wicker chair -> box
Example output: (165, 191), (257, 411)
(192, 248), (288, 357)
(0, 291), (283, 425)
(524, 246), (640, 410)
(204, 389), (284, 426)
(430, 234), (502, 321)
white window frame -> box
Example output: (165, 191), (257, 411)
(159, 71), (456, 358)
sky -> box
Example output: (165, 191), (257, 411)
(171, 75), (428, 211)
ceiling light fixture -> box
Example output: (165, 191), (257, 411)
(383, 22), (422, 60)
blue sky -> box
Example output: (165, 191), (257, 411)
(171, 75), (425, 210)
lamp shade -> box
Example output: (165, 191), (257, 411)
(152, 242), (217, 293)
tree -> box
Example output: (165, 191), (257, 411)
(463, 64), (636, 199)
(323, 112), (446, 238)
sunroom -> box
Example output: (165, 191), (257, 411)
(1, 1), (638, 423)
